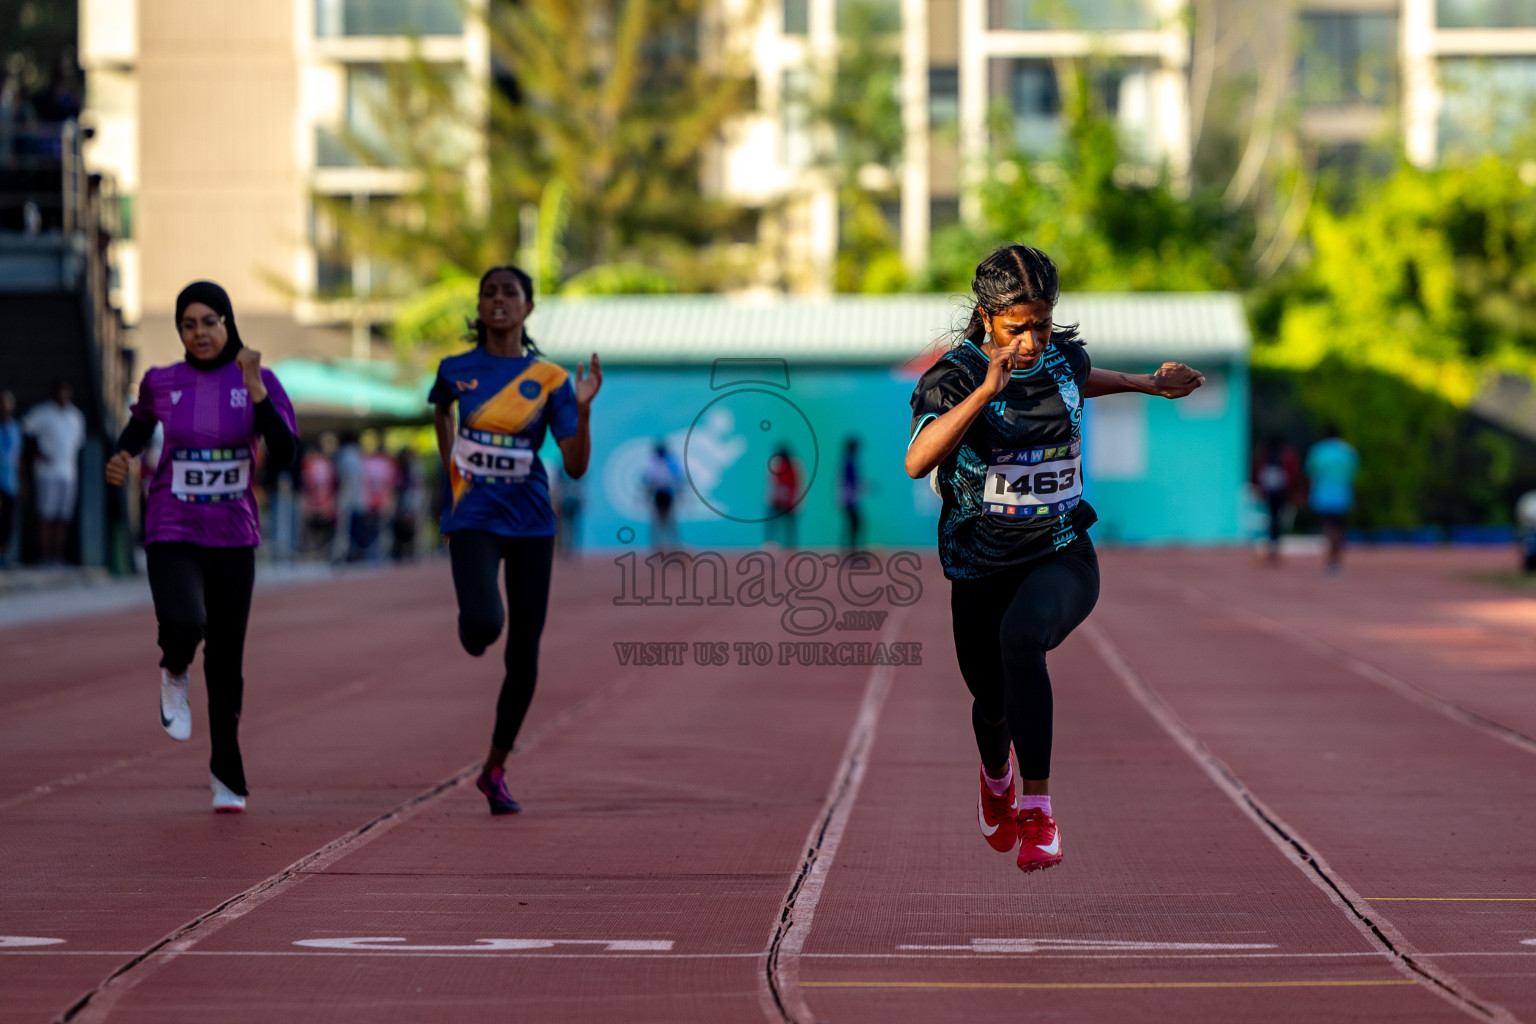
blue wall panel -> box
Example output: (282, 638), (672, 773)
(554, 361), (1245, 551)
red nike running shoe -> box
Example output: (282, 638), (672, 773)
(1015, 806), (1062, 873)
(977, 766), (1018, 853)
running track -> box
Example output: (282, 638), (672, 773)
(3, 548), (1535, 1023)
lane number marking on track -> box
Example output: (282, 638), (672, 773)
(898, 938), (1279, 954)
(0, 936), (66, 948)
(293, 937), (674, 952)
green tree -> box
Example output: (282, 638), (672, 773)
(1254, 154), (1536, 525)
(331, 0), (757, 324)
(924, 63), (1255, 294)
(0, 0), (77, 101)
(817, 0), (906, 292)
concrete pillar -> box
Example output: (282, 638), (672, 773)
(957, 0), (986, 226)
(901, 0), (930, 277)
(1402, 0), (1439, 167)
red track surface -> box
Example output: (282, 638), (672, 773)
(3, 548), (1534, 1023)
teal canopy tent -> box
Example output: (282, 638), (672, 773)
(268, 359), (433, 434)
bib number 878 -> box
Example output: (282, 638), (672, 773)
(993, 467), (1076, 496)
(184, 468), (243, 487)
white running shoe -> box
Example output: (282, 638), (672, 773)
(159, 669), (192, 741)
(211, 774), (246, 813)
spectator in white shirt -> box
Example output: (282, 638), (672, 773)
(23, 380), (87, 564)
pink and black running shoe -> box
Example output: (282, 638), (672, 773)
(476, 766), (521, 815)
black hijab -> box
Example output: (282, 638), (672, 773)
(175, 280), (244, 371)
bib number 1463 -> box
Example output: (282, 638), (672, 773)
(985, 442), (1083, 518)
(994, 465), (1076, 496)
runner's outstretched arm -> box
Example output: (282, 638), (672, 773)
(1083, 363), (1205, 399)
(556, 353), (601, 479)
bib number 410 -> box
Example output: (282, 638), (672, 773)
(463, 451), (525, 473)
(994, 467), (1076, 496)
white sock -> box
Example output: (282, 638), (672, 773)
(1018, 794), (1052, 815)
(983, 761), (1012, 797)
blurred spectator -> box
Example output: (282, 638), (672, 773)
(1517, 489), (1536, 575)
(358, 435), (397, 563)
(0, 391), (19, 567)
(301, 434), (338, 556)
(1254, 440), (1300, 564)
(23, 380), (86, 564)
(1306, 425), (1359, 575)
(0, 73), (18, 166)
(766, 444), (800, 550)
(841, 436), (862, 552)
(390, 447), (422, 562)
(555, 460), (584, 558)
(641, 440), (682, 551)
(33, 68), (81, 123)
(263, 434), (303, 563)
(331, 431), (362, 562)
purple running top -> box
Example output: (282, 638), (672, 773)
(129, 361), (297, 547)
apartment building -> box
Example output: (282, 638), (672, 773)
(78, 0), (486, 368)
(1294, 0), (1536, 166)
(713, 0), (1192, 289)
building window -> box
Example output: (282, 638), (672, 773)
(1297, 12), (1397, 107)
(317, 66), (398, 167)
(311, 195), (411, 298)
(781, 67), (813, 167)
(929, 66), (959, 127)
(118, 194), (134, 241)
(1440, 56), (1536, 155)
(930, 197), (960, 229)
(784, 0), (809, 35)
(989, 0), (1156, 31)
(1007, 59), (1062, 154)
(995, 58), (1155, 158)
(315, 0), (463, 38)
(1437, 0), (1536, 28)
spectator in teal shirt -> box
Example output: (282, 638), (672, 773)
(1306, 425), (1359, 574)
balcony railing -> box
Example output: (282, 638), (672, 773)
(990, 0), (1159, 32)
(1437, 0), (1536, 28)
(315, 0), (464, 38)
(315, 125), (404, 168)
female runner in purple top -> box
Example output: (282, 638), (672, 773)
(106, 281), (298, 813)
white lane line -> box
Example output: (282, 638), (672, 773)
(1217, 600), (1536, 759)
(1084, 622), (1521, 1024)
(10, 949), (1536, 962)
(760, 609), (908, 1024)
(899, 938), (1277, 952)
(0, 677), (379, 814)
(56, 670), (631, 1024)
(292, 937), (673, 952)
(0, 936), (65, 948)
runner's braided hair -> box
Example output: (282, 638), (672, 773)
(468, 264), (542, 356)
(956, 244), (1080, 347)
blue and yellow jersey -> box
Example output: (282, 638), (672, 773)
(429, 348), (579, 538)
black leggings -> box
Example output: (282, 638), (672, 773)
(448, 530), (555, 752)
(949, 535), (1100, 781)
(145, 543), (256, 795)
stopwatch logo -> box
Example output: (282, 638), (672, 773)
(684, 359), (818, 524)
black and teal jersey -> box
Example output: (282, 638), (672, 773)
(909, 338), (1098, 581)
(429, 348), (579, 538)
